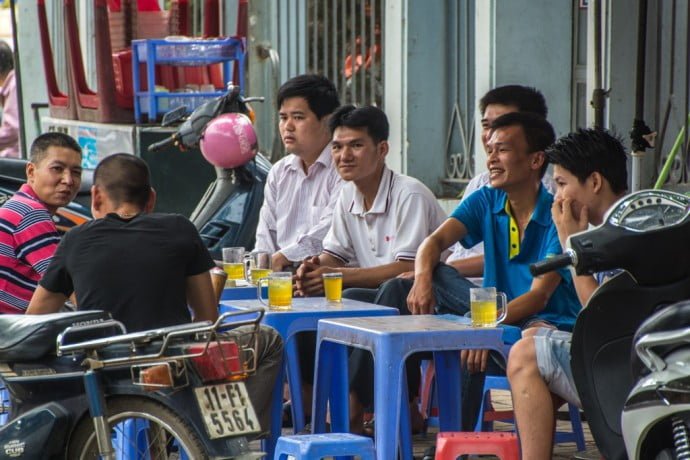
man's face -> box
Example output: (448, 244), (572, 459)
(331, 126), (387, 184)
(553, 164), (595, 223)
(26, 146), (82, 214)
(481, 103), (519, 152)
(486, 125), (541, 191)
(278, 96), (331, 158)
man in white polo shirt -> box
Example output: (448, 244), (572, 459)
(294, 105), (446, 294)
(295, 105), (446, 433)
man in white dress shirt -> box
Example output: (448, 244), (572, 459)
(254, 74), (342, 272)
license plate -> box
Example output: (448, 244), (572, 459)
(195, 382), (261, 439)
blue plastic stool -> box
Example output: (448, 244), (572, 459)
(274, 433), (375, 460)
(220, 298), (398, 459)
(474, 325), (587, 451)
(475, 374), (586, 450)
(312, 316), (504, 460)
(112, 418), (191, 459)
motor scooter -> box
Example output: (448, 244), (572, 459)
(621, 300), (690, 459)
(530, 189), (690, 460)
(0, 308), (266, 459)
(147, 84), (271, 259)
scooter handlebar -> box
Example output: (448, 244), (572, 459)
(147, 135), (178, 152)
(529, 251), (576, 276)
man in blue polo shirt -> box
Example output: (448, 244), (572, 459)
(350, 112), (581, 436)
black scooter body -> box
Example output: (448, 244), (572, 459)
(531, 190), (690, 460)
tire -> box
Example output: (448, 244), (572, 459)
(66, 396), (207, 460)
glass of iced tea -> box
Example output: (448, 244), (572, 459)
(469, 287), (507, 328)
(257, 272), (293, 310)
(322, 272), (343, 304)
(222, 247), (246, 281)
(246, 251), (272, 285)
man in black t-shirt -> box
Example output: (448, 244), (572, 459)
(27, 153), (282, 435)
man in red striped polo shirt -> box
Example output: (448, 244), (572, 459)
(0, 132), (82, 313)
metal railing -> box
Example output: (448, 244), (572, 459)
(306, 0), (384, 107)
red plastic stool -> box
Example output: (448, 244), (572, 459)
(435, 432), (520, 460)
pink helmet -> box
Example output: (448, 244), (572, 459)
(200, 113), (258, 168)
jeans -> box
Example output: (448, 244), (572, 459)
(346, 263), (490, 429)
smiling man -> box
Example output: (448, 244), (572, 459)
(0, 132), (82, 313)
(295, 105), (446, 294)
(294, 105), (447, 432)
(408, 111), (579, 330)
(254, 74), (342, 272)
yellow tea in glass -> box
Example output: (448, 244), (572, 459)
(258, 272), (293, 310)
(250, 268), (272, 285)
(222, 247), (246, 280)
(322, 272), (343, 303)
(224, 263), (246, 280)
(469, 287), (508, 328)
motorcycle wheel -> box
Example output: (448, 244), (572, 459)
(66, 396), (207, 459)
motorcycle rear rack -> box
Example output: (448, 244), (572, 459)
(55, 309), (264, 376)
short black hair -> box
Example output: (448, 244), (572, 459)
(328, 105), (389, 143)
(479, 85), (548, 118)
(0, 41), (13, 77)
(490, 112), (555, 178)
(276, 74), (340, 119)
(94, 153), (152, 208)
(546, 128), (628, 194)
(30, 132), (82, 164)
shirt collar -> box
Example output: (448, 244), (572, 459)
(492, 183), (553, 226)
(18, 183), (41, 203)
(349, 166), (393, 216)
(286, 145), (332, 172)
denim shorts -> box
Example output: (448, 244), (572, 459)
(534, 328), (581, 407)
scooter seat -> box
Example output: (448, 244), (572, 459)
(631, 299), (690, 377)
(0, 158), (28, 185)
(0, 311), (112, 361)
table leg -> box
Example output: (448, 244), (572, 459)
(374, 342), (405, 460)
(434, 350), (462, 431)
(261, 352), (285, 458)
(285, 335), (306, 432)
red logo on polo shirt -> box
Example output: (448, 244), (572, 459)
(384, 235), (395, 242)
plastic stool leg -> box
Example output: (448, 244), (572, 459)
(568, 403), (586, 451)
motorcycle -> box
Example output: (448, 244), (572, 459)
(0, 307), (265, 459)
(530, 189), (690, 460)
(622, 301), (690, 459)
(0, 158), (92, 233)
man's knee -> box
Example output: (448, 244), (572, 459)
(507, 336), (538, 379)
(257, 325), (284, 361)
(374, 277), (413, 309)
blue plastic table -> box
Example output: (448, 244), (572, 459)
(311, 315), (504, 460)
(219, 298), (399, 458)
(220, 285), (266, 301)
